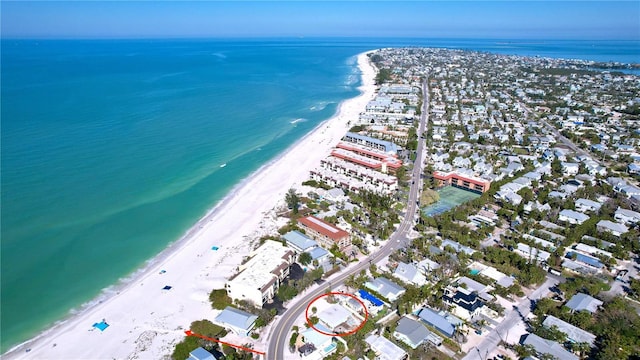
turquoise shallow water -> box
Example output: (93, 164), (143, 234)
(0, 39), (364, 351)
(1, 38), (638, 352)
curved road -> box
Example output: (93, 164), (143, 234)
(267, 79), (430, 360)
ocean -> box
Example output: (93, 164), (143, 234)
(1, 38), (638, 352)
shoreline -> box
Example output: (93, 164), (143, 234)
(3, 50), (378, 359)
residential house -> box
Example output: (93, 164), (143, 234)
(393, 317), (433, 349)
(596, 220), (629, 237)
(495, 189), (523, 206)
(523, 201), (551, 214)
(317, 304), (354, 333)
(442, 239), (477, 256)
(574, 199), (603, 213)
(514, 243), (550, 264)
(213, 307), (258, 337)
(442, 286), (484, 320)
(299, 324), (342, 359)
(365, 334), (407, 360)
(188, 347), (218, 360)
(565, 251), (604, 271)
(564, 293), (603, 314)
(614, 207), (640, 225)
(543, 315), (596, 347)
(574, 243), (613, 259)
(561, 162), (580, 176)
(393, 262), (427, 286)
(283, 231), (318, 253)
(558, 210), (590, 225)
(416, 307), (456, 338)
(522, 334), (579, 360)
(365, 277), (406, 302)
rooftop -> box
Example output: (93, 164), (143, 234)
(564, 293), (603, 313)
(543, 315), (596, 346)
(214, 307), (258, 331)
(298, 216), (349, 241)
(365, 334), (407, 360)
(228, 240), (293, 292)
(395, 317), (431, 348)
(317, 304), (352, 330)
(283, 230), (317, 252)
(522, 333), (579, 360)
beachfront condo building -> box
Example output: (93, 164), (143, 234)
(225, 240), (295, 308)
(342, 132), (399, 154)
(332, 137), (402, 174)
(310, 157), (398, 195)
(297, 215), (351, 251)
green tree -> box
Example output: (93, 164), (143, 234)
(171, 336), (200, 360)
(375, 68), (392, 84)
(551, 157), (562, 177)
(191, 319), (227, 339)
(285, 188), (301, 214)
(209, 289), (233, 310)
(298, 252), (312, 266)
(289, 331), (298, 352)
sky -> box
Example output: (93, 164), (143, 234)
(1, 1), (639, 40)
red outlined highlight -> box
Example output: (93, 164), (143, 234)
(184, 330), (265, 356)
(304, 291), (369, 337)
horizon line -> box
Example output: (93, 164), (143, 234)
(2, 35), (640, 41)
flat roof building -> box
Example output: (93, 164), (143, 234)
(343, 132), (399, 154)
(365, 334), (408, 360)
(297, 215), (351, 251)
(225, 241), (294, 308)
(433, 170), (491, 193)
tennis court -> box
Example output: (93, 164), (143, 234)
(422, 186), (481, 217)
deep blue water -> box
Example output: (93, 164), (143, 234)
(1, 37), (638, 352)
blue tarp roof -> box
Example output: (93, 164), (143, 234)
(566, 251), (604, 269)
(359, 289), (384, 306)
(93, 321), (109, 331)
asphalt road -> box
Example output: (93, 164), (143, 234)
(266, 79), (430, 360)
(462, 276), (558, 360)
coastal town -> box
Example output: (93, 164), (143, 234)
(173, 48), (640, 360)
(6, 46), (639, 360)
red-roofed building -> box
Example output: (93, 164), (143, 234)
(297, 215), (351, 251)
(433, 171), (491, 193)
(332, 142), (402, 174)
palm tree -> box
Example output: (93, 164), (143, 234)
(571, 342), (591, 359)
(298, 252), (312, 266)
(285, 188), (300, 214)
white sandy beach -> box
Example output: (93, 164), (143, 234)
(4, 51), (377, 360)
